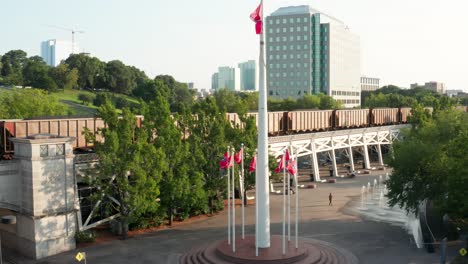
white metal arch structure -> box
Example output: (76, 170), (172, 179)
(268, 125), (409, 181)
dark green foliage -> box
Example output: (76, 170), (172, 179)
(93, 93), (109, 107)
(387, 108), (468, 221)
(84, 102), (165, 238)
(363, 85), (457, 110)
(75, 230), (96, 243)
(78, 93), (94, 105)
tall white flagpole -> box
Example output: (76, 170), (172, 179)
(232, 149), (236, 252)
(288, 148), (291, 242)
(294, 149), (299, 249)
(255, 151), (259, 257)
(256, 0), (270, 250)
(241, 144), (245, 240)
(227, 146), (231, 245)
(282, 152), (286, 255)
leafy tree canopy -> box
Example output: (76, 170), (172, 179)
(387, 107), (468, 220)
(0, 89), (68, 118)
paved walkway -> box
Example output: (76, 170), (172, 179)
(8, 168), (451, 263)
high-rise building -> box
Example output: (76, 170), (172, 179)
(411, 82), (445, 94)
(266, 5), (361, 107)
(40, 39), (77, 67)
(211, 73), (219, 90)
(212, 66), (240, 91)
(238, 60), (258, 91)
(361, 76), (380, 92)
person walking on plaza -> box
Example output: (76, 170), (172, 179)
(329, 192), (333, 206)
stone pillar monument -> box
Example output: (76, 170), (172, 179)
(10, 134), (77, 259)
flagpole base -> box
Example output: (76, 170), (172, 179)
(179, 235), (358, 264)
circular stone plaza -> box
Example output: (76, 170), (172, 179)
(3, 167), (450, 264)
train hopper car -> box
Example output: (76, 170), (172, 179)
(334, 109), (370, 129)
(371, 108), (399, 125)
(287, 110), (333, 133)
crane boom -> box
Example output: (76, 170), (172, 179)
(44, 24), (84, 54)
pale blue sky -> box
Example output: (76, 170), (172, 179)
(1, 0), (467, 91)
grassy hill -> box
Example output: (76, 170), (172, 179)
(56, 89), (141, 116)
(0, 87), (141, 118)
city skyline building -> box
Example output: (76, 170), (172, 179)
(410, 81), (445, 94)
(238, 60), (258, 91)
(266, 5), (361, 107)
(212, 66), (240, 91)
(361, 76), (380, 92)
(40, 39), (77, 67)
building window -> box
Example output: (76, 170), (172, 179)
(276, 37), (280, 42)
(282, 54), (287, 59)
(282, 72), (287, 77)
(290, 81), (294, 87)
(269, 37), (273, 42)
(297, 26), (301, 32)
(303, 44), (308, 50)
(276, 28), (280, 33)
(290, 54), (294, 59)
(269, 19), (273, 25)
(297, 45), (301, 50)
(282, 64), (287, 68)
(297, 35), (301, 41)
(304, 54), (308, 59)
(276, 46), (280, 51)
(290, 27), (293, 32)
(303, 26), (308, 31)
(290, 18), (294, 23)
(282, 18), (286, 24)
(304, 63), (308, 68)
(304, 35), (308, 40)
(276, 19), (279, 24)
(40, 145), (48, 157)
(290, 72), (294, 77)
(296, 17), (300, 23)
(290, 45), (294, 50)
(297, 62), (301, 68)
(282, 45), (287, 50)
(282, 36), (286, 41)
(289, 36), (294, 41)
(276, 72), (280, 77)
(56, 144), (64, 156)
(303, 17), (308, 23)
(283, 28), (286, 33)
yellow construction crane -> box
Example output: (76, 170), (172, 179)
(45, 25), (84, 54)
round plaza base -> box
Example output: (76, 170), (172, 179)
(179, 235), (358, 264)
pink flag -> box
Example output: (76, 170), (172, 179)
(285, 149), (290, 162)
(287, 160), (297, 176)
(275, 156), (284, 173)
(219, 152), (230, 169)
(234, 149), (243, 164)
(249, 155), (257, 172)
(250, 3), (262, 34)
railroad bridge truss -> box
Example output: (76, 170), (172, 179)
(268, 125), (408, 181)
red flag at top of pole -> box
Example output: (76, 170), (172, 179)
(249, 155), (257, 172)
(250, 3), (262, 34)
(234, 149), (243, 164)
(274, 156), (284, 173)
(285, 149), (290, 162)
(287, 160), (298, 175)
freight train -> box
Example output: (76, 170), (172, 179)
(0, 116), (144, 159)
(226, 107), (417, 136)
(0, 107), (438, 159)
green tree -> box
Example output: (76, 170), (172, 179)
(191, 97), (231, 212)
(0, 89), (68, 118)
(84, 102), (166, 238)
(387, 108), (468, 220)
(49, 63), (79, 90)
(22, 56), (57, 90)
(1, 50), (28, 85)
(104, 60), (136, 95)
(65, 54), (105, 89)
(78, 93), (94, 105)
(143, 92), (193, 224)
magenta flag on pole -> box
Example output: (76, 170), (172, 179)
(250, 3), (262, 34)
(219, 151), (230, 169)
(249, 155), (257, 172)
(275, 156), (284, 173)
(234, 149), (243, 164)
